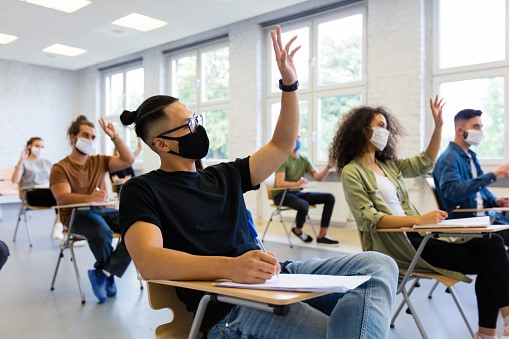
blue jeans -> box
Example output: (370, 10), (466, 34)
(207, 252), (398, 339)
(72, 208), (131, 277)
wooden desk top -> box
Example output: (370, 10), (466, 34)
(145, 279), (330, 305)
(453, 207), (509, 213)
(51, 200), (118, 209)
(377, 224), (509, 233)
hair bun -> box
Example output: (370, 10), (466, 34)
(120, 110), (137, 126)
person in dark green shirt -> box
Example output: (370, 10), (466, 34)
(274, 135), (338, 244)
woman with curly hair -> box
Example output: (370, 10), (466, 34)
(331, 97), (509, 339)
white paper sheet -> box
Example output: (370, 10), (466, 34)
(412, 216), (490, 229)
(213, 274), (371, 293)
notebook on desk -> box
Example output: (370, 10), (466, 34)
(412, 216), (490, 229)
(213, 274), (370, 293)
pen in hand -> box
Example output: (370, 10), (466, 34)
(247, 219), (279, 279)
(446, 205), (460, 213)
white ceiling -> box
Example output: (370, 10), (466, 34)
(0, 0), (308, 70)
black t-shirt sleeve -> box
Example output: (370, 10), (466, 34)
(119, 178), (161, 237)
(236, 156), (260, 193)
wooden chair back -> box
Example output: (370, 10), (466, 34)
(146, 281), (194, 339)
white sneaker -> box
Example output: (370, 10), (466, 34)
(52, 222), (64, 240)
(72, 240), (87, 247)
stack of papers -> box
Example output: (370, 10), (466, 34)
(213, 274), (370, 293)
(413, 216), (490, 229)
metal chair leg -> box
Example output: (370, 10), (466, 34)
(278, 213), (292, 248)
(449, 286), (474, 336)
(401, 288), (428, 339)
(306, 214), (318, 238)
(261, 209), (278, 242)
(69, 241), (86, 304)
(50, 249), (65, 291)
(13, 203), (24, 242)
(427, 280), (440, 299)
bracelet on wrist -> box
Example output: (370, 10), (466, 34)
(279, 79), (299, 92)
(111, 134), (119, 141)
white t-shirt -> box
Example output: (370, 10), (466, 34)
(374, 172), (406, 216)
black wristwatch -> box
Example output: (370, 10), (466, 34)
(279, 79), (299, 92)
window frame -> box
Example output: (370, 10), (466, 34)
(432, 0), (509, 167)
(100, 63), (145, 168)
(166, 39), (230, 163)
(265, 5), (367, 166)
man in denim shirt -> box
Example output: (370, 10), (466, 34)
(433, 109), (509, 229)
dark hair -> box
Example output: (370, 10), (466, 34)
(454, 109), (482, 124)
(26, 137), (42, 147)
(330, 106), (404, 172)
(67, 115), (94, 139)
(120, 95), (179, 143)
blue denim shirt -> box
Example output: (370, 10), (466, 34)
(432, 141), (497, 218)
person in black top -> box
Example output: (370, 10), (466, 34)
(119, 25), (398, 338)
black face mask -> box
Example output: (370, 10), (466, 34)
(158, 125), (209, 160)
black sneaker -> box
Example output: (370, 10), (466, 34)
(292, 228), (313, 243)
(317, 236), (339, 245)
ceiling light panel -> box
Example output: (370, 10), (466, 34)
(112, 13), (168, 32)
(42, 44), (87, 57)
(0, 33), (18, 44)
(20, 0), (91, 14)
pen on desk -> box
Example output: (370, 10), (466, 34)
(446, 205), (460, 213)
(247, 219), (279, 279)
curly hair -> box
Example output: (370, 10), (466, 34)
(329, 106), (405, 173)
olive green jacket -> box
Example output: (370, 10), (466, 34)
(341, 152), (470, 283)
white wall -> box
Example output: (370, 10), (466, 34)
(2, 0), (437, 226)
(0, 60), (78, 168)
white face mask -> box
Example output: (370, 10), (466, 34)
(464, 129), (483, 146)
(31, 146), (43, 157)
(369, 127), (390, 151)
(75, 138), (95, 155)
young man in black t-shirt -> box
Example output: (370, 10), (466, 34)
(119, 25), (398, 338)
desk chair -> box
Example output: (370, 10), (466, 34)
(356, 229), (473, 338)
(50, 202), (141, 303)
(143, 279), (330, 339)
(13, 187), (56, 247)
(261, 178), (317, 248)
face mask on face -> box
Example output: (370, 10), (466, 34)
(158, 125), (210, 160)
(75, 137), (95, 155)
(295, 139), (302, 151)
(369, 127), (390, 151)
(463, 129), (483, 146)
(30, 146), (43, 157)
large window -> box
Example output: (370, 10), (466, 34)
(102, 64), (144, 160)
(434, 0), (507, 162)
(168, 41), (230, 161)
(266, 7), (365, 164)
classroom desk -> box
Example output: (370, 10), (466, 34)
(144, 279), (331, 339)
(378, 224), (509, 295)
(451, 207), (509, 213)
(378, 224), (509, 338)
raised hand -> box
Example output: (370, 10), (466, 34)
(270, 25), (301, 85)
(20, 146), (30, 160)
(98, 116), (117, 139)
(429, 95), (445, 129)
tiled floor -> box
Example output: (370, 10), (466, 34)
(0, 204), (503, 338)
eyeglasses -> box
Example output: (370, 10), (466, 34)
(156, 113), (203, 139)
